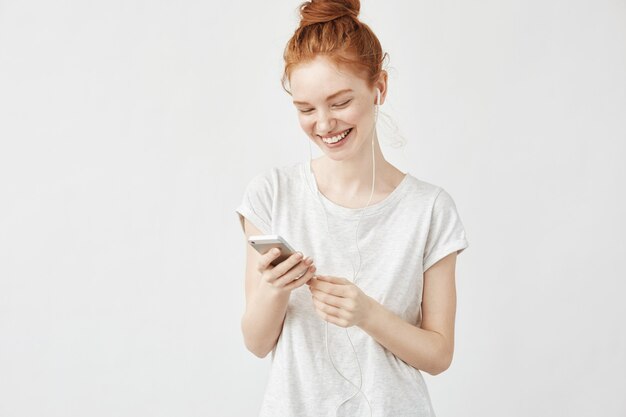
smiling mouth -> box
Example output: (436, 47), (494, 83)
(320, 128), (353, 144)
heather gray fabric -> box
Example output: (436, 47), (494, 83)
(236, 161), (469, 417)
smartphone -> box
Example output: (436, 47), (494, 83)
(248, 235), (296, 266)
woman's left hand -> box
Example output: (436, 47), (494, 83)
(307, 275), (374, 328)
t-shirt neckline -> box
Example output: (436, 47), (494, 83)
(300, 160), (411, 218)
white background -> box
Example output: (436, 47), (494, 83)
(1, 1), (625, 416)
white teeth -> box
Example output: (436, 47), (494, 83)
(322, 128), (351, 144)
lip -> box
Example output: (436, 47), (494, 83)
(320, 128), (353, 148)
(317, 128), (352, 139)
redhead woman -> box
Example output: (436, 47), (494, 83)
(235, 1), (469, 416)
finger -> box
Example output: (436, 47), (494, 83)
(269, 252), (305, 280)
(316, 275), (351, 285)
(308, 279), (350, 297)
(312, 301), (349, 328)
(311, 289), (351, 310)
(312, 296), (347, 318)
(283, 264), (317, 291)
(326, 315), (349, 328)
(274, 259), (314, 287)
(258, 248), (281, 272)
(306, 276), (320, 286)
(291, 257), (314, 280)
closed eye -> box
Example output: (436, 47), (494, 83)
(333, 99), (352, 108)
(297, 99), (351, 114)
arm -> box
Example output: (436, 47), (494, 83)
(361, 252), (457, 375)
(309, 251), (457, 375)
(240, 217), (316, 358)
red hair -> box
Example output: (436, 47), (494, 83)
(282, 0), (388, 93)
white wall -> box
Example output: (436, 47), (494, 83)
(1, 1), (624, 416)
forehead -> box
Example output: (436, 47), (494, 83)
(290, 56), (367, 100)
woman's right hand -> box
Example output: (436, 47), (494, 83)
(258, 249), (316, 292)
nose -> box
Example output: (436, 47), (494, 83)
(314, 110), (335, 135)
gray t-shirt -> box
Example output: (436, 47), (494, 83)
(235, 161), (469, 417)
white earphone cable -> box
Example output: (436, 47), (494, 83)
(305, 90), (380, 417)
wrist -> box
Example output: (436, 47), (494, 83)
(359, 295), (380, 331)
(259, 279), (291, 299)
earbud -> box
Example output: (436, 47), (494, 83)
(374, 88), (381, 126)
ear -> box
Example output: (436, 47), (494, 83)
(374, 70), (388, 105)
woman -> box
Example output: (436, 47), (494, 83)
(235, 1), (469, 415)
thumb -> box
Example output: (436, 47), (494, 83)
(316, 275), (349, 284)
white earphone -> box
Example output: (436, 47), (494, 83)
(304, 87), (381, 416)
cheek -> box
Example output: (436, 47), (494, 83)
(341, 106), (366, 126)
(298, 116), (314, 133)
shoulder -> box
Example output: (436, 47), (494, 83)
(402, 174), (450, 208)
(236, 164), (301, 234)
(399, 175), (466, 229)
(241, 162), (305, 203)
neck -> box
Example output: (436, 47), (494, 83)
(313, 131), (391, 198)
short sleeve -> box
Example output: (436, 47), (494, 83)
(235, 171), (274, 235)
(423, 188), (469, 272)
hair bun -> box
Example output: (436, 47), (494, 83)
(299, 0), (360, 28)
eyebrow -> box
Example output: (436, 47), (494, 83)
(292, 89), (353, 106)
